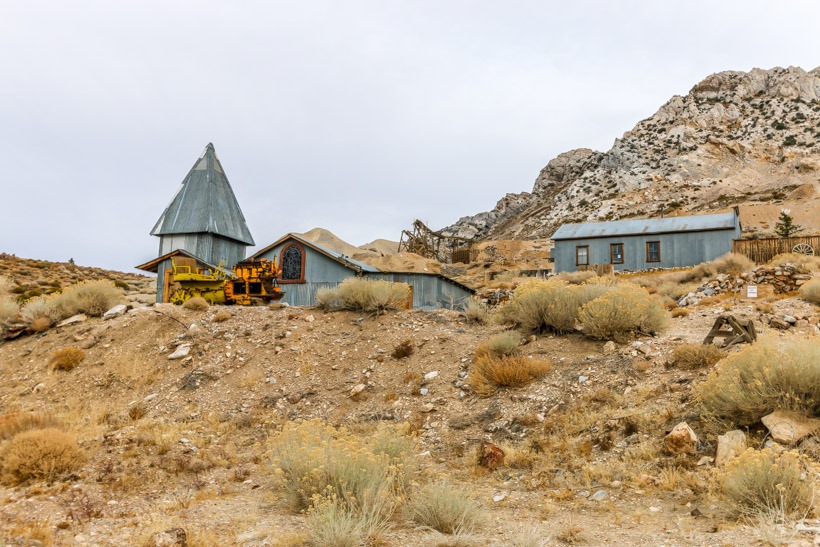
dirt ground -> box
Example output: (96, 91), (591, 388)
(1, 283), (819, 546)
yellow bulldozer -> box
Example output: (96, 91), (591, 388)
(167, 257), (284, 306)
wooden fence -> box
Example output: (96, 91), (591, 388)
(732, 236), (820, 264)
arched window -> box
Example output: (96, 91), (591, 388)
(280, 243), (305, 283)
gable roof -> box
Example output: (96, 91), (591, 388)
(551, 211), (740, 241)
(135, 248), (220, 274)
(249, 233), (381, 273)
(151, 143), (255, 245)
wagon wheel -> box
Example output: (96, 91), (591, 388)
(792, 243), (815, 256)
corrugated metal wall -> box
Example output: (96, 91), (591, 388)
(159, 234), (246, 268)
(366, 273), (472, 310)
(553, 227), (740, 273)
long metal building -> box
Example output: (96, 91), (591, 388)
(551, 209), (742, 273)
(249, 234), (475, 310)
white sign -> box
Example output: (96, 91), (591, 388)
(747, 285), (758, 298)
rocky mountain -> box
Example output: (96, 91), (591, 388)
(444, 66), (820, 240)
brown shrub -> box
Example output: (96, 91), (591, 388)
(213, 311), (232, 322)
(462, 297), (490, 324)
(50, 347), (85, 371)
(474, 331), (522, 359)
(29, 316), (52, 332)
(21, 295), (61, 326)
(799, 279), (820, 305)
(768, 253), (820, 272)
(0, 298), (19, 323)
(470, 354), (550, 396)
(391, 340), (414, 359)
(182, 296), (209, 311)
(669, 343), (725, 370)
(499, 280), (609, 334)
(0, 412), (65, 440)
(578, 284), (668, 342)
(1, 428), (86, 484)
(670, 308), (689, 318)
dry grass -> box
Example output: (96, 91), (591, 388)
(0, 298), (19, 323)
(318, 278), (410, 314)
(0, 428), (86, 484)
(629, 253), (755, 300)
(30, 316), (51, 332)
(391, 340), (414, 359)
(670, 308), (689, 318)
(722, 448), (818, 520)
(0, 412), (65, 440)
(182, 296), (209, 311)
(578, 284), (668, 342)
(470, 354), (550, 396)
(213, 310), (232, 322)
(697, 336), (820, 428)
(405, 481), (483, 535)
(49, 346), (86, 371)
(669, 343), (725, 370)
(474, 331), (522, 359)
(799, 279), (820, 305)
(768, 253), (820, 272)
(462, 297), (490, 324)
(56, 280), (123, 317)
(552, 271), (599, 284)
(20, 295), (61, 325)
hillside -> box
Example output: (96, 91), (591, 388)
(0, 257), (819, 544)
(444, 66), (820, 241)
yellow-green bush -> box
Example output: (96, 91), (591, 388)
(578, 284), (668, 342)
(499, 280), (609, 334)
(317, 278), (409, 314)
(697, 336), (820, 427)
(1, 428), (86, 484)
(268, 419), (413, 536)
(470, 354), (550, 396)
(55, 280), (122, 317)
(669, 343), (725, 370)
(800, 279), (820, 305)
(722, 448), (818, 519)
(474, 331), (523, 359)
(404, 481), (483, 535)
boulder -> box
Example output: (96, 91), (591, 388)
(479, 441), (505, 469)
(715, 430), (746, 467)
(57, 314), (87, 327)
(664, 422), (698, 455)
(103, 304), (129, 320)
(168, 344), (191, 360)
(762, 410), (820, 445)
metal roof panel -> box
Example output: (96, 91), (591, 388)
(551, 211), (738, 240)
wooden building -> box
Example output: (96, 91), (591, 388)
(551, 209), (742, 273)
(249, 234), (475, 310)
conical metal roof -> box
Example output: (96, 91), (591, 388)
(150, 143), (255, 245)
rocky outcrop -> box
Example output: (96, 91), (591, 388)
(444, 66), (820, 241)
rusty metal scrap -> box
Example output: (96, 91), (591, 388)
(398, 220), (476, 263)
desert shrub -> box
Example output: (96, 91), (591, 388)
(462, 297), (490, 324)
(0, 298), (19, 323)
(499, 280), (609, 334)
(50, 347), (85, 371)
(21, 295), (61, 326)
(308, 499), (367, 547)
(336, 278), (410, 314)
(268, 420), (412, 536)
(470, 354), (550, 396)
(697, 336), (820, 427)
(182, 296), (209, 311)
(213, 311), (232, 322)
(316, 287), (342, 310)
(799, 279), (820, 305)
(768, 253), (820, 272)
(113, 279), (130, 290)
(29, 317), (51, 333)
(391, 340), (414, 359)
(0, 412), (65, 440)
(1, 428), (86, 484)
(722, 448), (818, 519)
(405, 481), (482, 535)
(669, 343), (725, 370)
(552, 270), (599, 284)
(55, 281), (122, 317)
(711, 252), (756, 276)
(670, 308), (689, 318)
(578, 284), (668, 342)
(474, 331), (523, 359)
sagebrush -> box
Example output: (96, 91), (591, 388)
(1, 428), (86, 485)
(0, 412), (65, 440)
(462, 297), (490, 324)
(578, 284), (668, 342)
(317, 278), (409, 314)
(499, 280), (609, 334)
(800, 279), (820, 305)
(56, 280), (122, 317)
(0, 298), (19, 324)
(722, 448), (818, 519)
(404, 481), (483, 535)
(474, 331), (523, 359)
(470, 354), (550, 396)
(697, 336), (820, 427)
(669, 343), (725, 370)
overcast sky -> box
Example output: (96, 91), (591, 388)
(1, 1), (818, 272)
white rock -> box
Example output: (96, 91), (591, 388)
(57, 314), (87, 327)
(168, 344), (191, 360)
(424, 371), (439, 380)
(715, 430), (746, 466)
(103, 304), (129, 320)
(493, 494), (506, 502)
(350, 384), (366, 397)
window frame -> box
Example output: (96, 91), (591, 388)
(646, 241), (661, 263)
(575, 245), (590, 266)
(279, 242), (307, 284)
(610, 243), (624, 264)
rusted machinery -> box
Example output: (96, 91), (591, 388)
(168, 257), (284, 305)
(398, 219), (476, 263)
